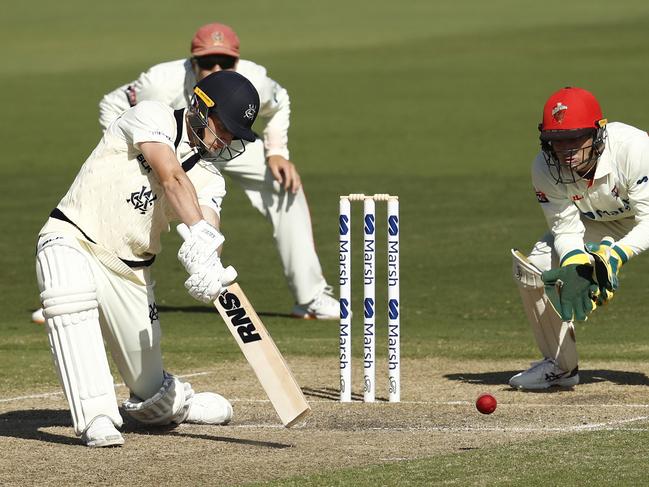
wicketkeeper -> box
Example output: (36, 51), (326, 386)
(36, 71), (259, 446)
(511, 86), (649, 390)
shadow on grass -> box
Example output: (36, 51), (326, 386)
(0, 409), (292, 449)
(444, 369), (649, 387)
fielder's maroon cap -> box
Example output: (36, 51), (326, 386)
(191, 23), (240, 58)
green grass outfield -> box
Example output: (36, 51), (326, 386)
(2, 0), (649, 484)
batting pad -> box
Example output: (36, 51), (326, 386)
(36, 234), (122, 435)
(122, 372), (194, 425)
(512, 249), (578, 372)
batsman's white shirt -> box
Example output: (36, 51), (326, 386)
(532, 122), (649, 262)
(41, 101), (225, 264)
(99, 59), (290, 159)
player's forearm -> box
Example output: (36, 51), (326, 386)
(162, 174), (204, 226)
(141, 141), (203, 226)
(263, 125), (290, 159)
(261, 84), (290, 159)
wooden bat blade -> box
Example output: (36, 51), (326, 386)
(214, 283), (311, 427)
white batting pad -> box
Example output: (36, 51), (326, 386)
(122, 372), (194, 425)
(36, 233), (122, 434)
(512, 249), (578, 372)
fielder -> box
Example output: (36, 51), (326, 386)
(510, 86), (649, 390)
(103, 22), (336, 319)
(36, 71), (259, 446)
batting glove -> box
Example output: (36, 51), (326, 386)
(177, 220), (225, 275)
(185, 262), (238, 303)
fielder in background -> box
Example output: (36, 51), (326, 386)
(36, 71), (258, 447)
(103, 22), (336, 319)
(510, 86), (649, 390)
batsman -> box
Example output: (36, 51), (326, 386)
(35, 71), (259, 446)
(510, 86), (649, 390)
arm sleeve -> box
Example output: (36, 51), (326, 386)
(615, 137), (649, 257)
(99, 83), (134, 131)
(197, 181), (226, 216)
(119, 102), (177, 151)
(98, 61), (186, 131)
(241, 61), (291, 159)
(531, 157), (589, 265)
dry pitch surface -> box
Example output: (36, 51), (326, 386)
(2, 357), (649, 485)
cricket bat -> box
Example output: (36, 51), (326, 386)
(213, 283), (311, 427)
(176, 224), (310, 427)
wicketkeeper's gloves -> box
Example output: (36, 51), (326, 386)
(585, 237), (628, 306)
(542, 264), (599, 321)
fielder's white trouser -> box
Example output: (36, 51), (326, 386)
(519, 216), (635, 371)
(36, 233), (165, 434)
(215, 138), (327, 304)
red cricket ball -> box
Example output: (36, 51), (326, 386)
(476, 393), (497, 414)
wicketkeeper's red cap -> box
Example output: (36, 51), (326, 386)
(191, 23), (240, 58)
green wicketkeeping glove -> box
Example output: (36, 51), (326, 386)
(585, 237), (628, 305)
(542, 264), (599, 321)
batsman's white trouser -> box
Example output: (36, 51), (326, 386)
(522, 216), (636, 370)
(36, 232), (166, 433)
(214, 138), (327, 304)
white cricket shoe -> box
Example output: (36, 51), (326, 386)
(292, 286), (339, 320)
(31, 307), (45, 325)
(185, 392), (233, 425)
(81, 415), (124, 448)
(509, 358), (579, 390)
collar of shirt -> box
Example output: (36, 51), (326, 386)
(592, 142), (613, 180)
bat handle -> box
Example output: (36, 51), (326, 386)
(176, 223), (191, 241)
(221, 266), (238, 286)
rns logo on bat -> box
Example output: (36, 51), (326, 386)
(218, 291), (262, 344)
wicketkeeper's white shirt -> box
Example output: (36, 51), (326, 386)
(41, 101), (225, 263)
(532, 122), (649, 261)
(99, 58), (291, 159)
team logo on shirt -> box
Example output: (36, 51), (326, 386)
(535, 189), (549, 203)
(127, 185), (158, 214)
(244, 104), (257, 120)
(571, 194), (584, 201)
(552, 102), (568, 123)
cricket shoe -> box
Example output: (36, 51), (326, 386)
(185, 392), (233, 425)
(31, 307), (45, 325)
(81, 415), (124, 448)
(509, 358), (579, 390)
(292, 285), (339, 320)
